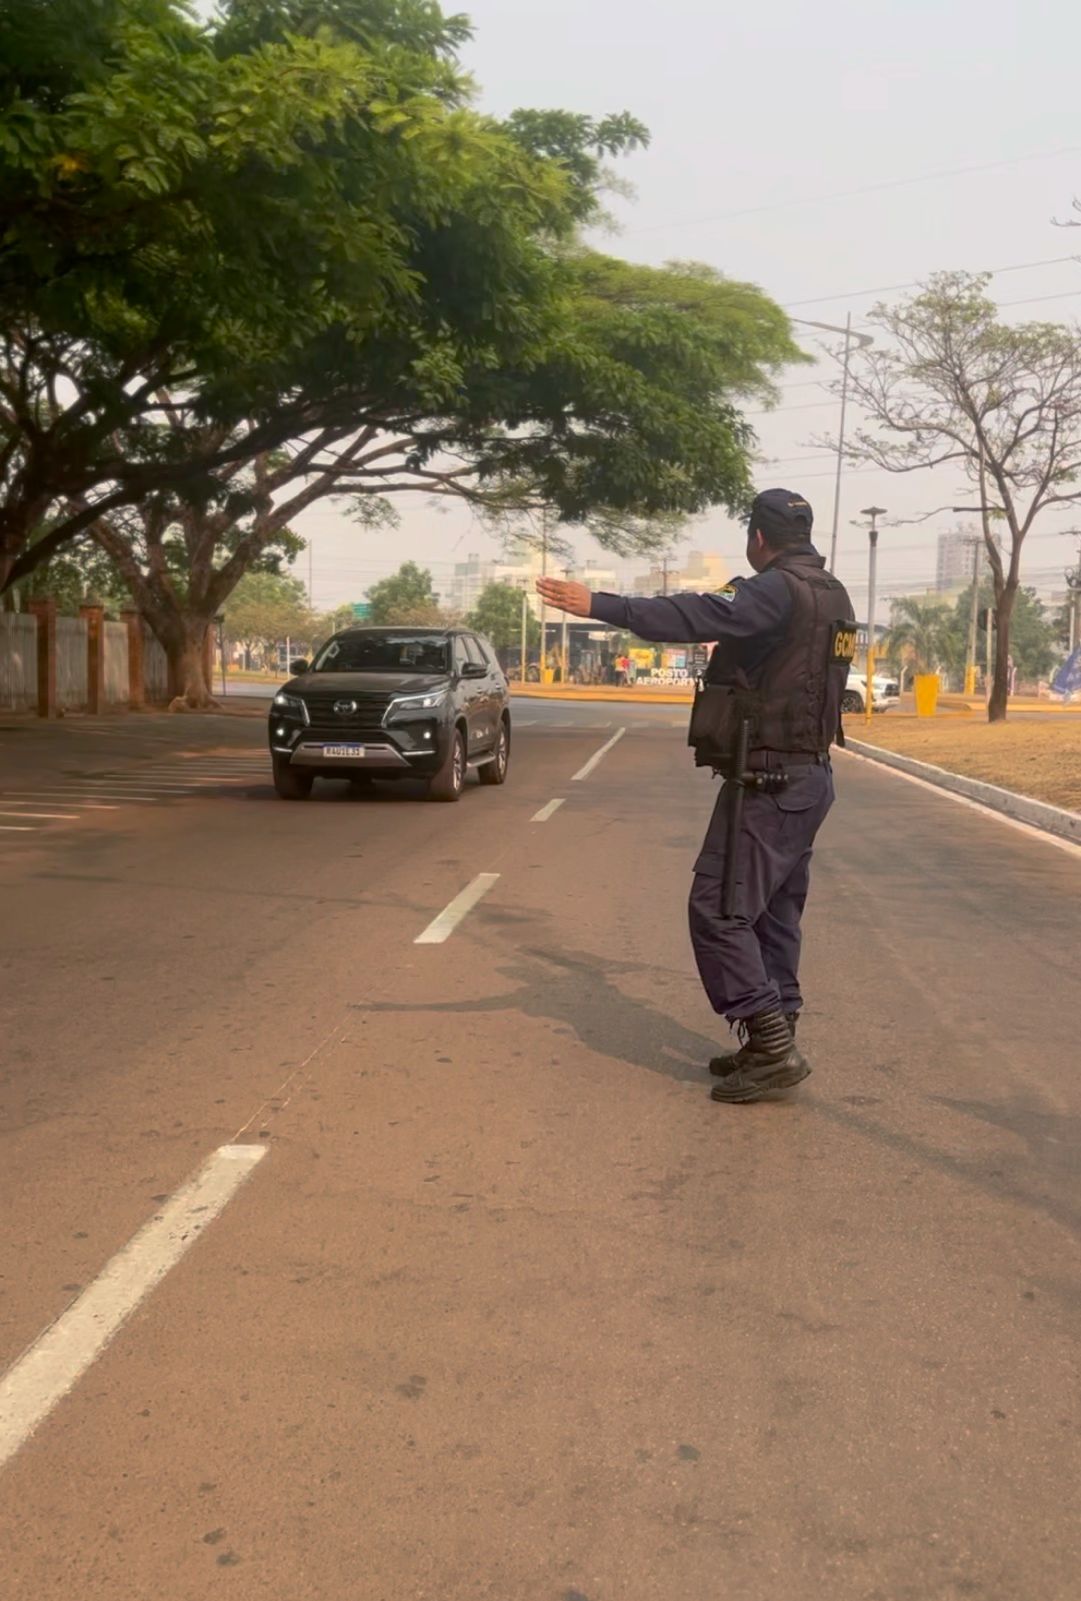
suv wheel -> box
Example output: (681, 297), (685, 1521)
(478, 717), (510, 786)
(428, 728), (465, 802)
(841, 690), (862, 715)
(273, 758), (313, 800)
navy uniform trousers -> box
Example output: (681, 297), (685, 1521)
(688, 761), (835, 1021)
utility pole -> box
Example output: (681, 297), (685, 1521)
(560, 567), (571, 683)
(829, 313), (854, 576)
(1063, 533), (1081, 656)
(307, 541), (313, 609)
(660, 551), (672, 596)
(519, 580), (529, 686)
(538, 517), (549, 683)
(788, 315), (873, 574)
(858, 506), (888, 723)
(966, 540), (982, 696)
(951, 505), (994, 696)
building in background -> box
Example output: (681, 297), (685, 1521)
(936, 530), (974, 590)
(447, 552), (503, 615)
(632, 549), (729, 596)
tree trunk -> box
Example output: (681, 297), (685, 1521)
(164, 620), (219, 711)
(988, 583), (1017, 724)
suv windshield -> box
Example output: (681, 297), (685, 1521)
(311, 633), (450, 674)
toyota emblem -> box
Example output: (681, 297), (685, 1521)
(333, 698), (357, 716)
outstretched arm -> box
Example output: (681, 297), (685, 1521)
(535, 575), (792, 645)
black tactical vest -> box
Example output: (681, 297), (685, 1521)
(701, 551), (856, 756)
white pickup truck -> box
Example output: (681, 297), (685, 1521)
(842, 672), (900, 715)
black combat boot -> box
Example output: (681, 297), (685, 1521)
(709, 1009), (810, 1103)
(709, 1012), (799, 1077)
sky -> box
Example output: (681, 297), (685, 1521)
(294, 0), (1081, 614)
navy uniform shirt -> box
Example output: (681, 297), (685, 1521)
(590, 541), (821, 679)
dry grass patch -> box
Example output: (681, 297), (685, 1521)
(848, 715), (1081, 812)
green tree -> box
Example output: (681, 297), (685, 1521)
(366, 561), (442, 624)
(1, 1), (800, 704)
(883, 597), (956, 677)
(222, 571), (314, 669)
(467, 581), (539, 652)
(947, 580), (1059, 682)
(841, 274), (1081, 721)
(6, 530), (130, 616)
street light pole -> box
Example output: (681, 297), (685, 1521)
(951, 505), (995, 697)
(538, 517), (549, 685)
(966, 541), (982, 696)
(858, 506), (887, 724)
(519, 580), (529, 687)
(789, 316), (873, 575)
(828, 315), (853, 578)
(1061, 532), (1081, 657)
(561, 567), (571, 683)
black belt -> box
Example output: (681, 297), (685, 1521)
(747, 749), (829, 768)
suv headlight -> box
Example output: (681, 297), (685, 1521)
(272, 692), (309, 724)
(387, 687), (448, 715)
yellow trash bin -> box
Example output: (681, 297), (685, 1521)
(914, 673), (940, 717)
(541, 667), (555, 686)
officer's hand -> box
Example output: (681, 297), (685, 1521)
(536, 577), (592, 617)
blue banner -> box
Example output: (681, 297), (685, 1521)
(1051, 646), (1081, 697)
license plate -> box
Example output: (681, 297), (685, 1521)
(322, 744), (365, 758)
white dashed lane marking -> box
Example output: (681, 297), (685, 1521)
(531, 799), (566, 823)
(571, 727), (626, 782)
(415, 873), (501, 945)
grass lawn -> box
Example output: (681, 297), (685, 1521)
(848, 715), (1081, 812)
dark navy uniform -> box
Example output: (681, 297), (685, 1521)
(590, 500), (853, 1032)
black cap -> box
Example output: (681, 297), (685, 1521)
(749, 488), (814, 542)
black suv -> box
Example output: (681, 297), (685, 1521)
(267, 626), (511, 802)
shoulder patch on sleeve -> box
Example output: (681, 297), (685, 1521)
(716, 583), (739, 603)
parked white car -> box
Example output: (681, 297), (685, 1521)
(842, 672), (900, 714)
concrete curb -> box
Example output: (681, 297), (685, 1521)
(844, 737), (1081, 846)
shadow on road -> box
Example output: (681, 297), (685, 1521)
(354, 943), (721, 1084)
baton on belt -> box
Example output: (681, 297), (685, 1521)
(720, 716), (752, 918)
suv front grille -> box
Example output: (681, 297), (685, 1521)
(300, 688), (394, 737)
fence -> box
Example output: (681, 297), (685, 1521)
(0, 613), (37, 711)
(56, 615), (89, 711)
(144, 629), (169, 702)
(104, 620), (129, 705)
(0, 609), (178, 715)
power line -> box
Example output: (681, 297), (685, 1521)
(783, 252), (1081, 310)
(624, 145), (1081, 236)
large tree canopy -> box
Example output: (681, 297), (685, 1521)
(1, 0), (802, 703)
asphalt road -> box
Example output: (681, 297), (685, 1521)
(1, 700), (1079, 1601)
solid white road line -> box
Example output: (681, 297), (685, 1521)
(836, 747), (1081, 862)
(0, 810), (79, 821)
(0, 1144), (267, 1474)
(0, 825), (34, 832)
(571, 726), (626, 782)
(532, 798), (566, 823)
(414, 872), (500, 945)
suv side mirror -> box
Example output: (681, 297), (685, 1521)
(460, 661), (487, 680)
(289, 658), (310, 675)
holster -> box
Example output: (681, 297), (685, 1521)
(687, 680), (762, 774)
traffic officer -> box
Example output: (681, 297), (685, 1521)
(536, 488), (855, 1104)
